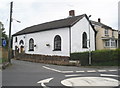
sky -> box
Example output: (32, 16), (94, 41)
(0, 0), (119, 35)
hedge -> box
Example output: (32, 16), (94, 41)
(70, 49), (120, 66)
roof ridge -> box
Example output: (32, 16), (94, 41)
(25, 14), (85, 28)
(13, 14), (86, 36)
(91, 20), (112, 29)
(70, 14), (85, 26)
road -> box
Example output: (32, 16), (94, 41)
(0, 69), (2, 88)
(2, 59), (120, 88)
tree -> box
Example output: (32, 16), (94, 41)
(0, 21), (8, 48)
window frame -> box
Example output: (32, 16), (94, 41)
(104, 39), (116, 48)
(19, 40), (24, 45)
(82, 32), (88, 48)
(112, 31), (114, 37)
(111, 39), (115, 47)
(15, 37), (17, 43)
(104, 29), (109, 36)
(29, 38), (34, 51)
(54, 35), (61, 51)
(104, 40), (110, 47)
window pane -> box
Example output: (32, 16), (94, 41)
(105, 40), (110, 47)
(82, 32), (87, 48)
(29, 38), (34, 51)
(54, 35), (61, 50)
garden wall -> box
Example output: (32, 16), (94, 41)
(14, 53), (76, 66)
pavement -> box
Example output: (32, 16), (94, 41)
(2, 59), (120, 88)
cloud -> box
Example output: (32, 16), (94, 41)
(0, 0), (119, 35)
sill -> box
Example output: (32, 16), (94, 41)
(53, 49), (61, 51)
(82, 47), (88, 49)
(29, 49), (34, 51)
(105, 35), (109, 36)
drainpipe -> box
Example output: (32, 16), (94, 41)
(69, 27), (71, 58)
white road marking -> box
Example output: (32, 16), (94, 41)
(87, 70), (96, 72)
(43, 65), (118, 74)
(43, 66), (74, 73)
(100, 74), (119, 77)
(61, 77), (119, 86)
(98, 70), (107, 72)
(43, 66), (61, 73)
(76, 71), (85, 73)
(37, 77), (53, 87)
(61, 71), (74, 73)
(108, 70), (117, 72)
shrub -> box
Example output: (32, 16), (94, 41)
(70, 51), (89, 66)
(2, 48), (8, 63)
(70, 49), (120, 66)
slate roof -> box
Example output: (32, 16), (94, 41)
(13, 14), (86, 36)
(91, 20), (112, 29)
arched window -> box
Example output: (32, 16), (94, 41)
(82, 32), (87, 48)
(54, 35), (61, 51)
(15, 37), (17, 42)
(29, 38), (34, 51)
(19, 40), (24, 45)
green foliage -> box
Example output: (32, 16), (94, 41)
(70, 51), (89, 66)
(1, 48), (8, 63)
(70, 49), (119, 66)
(0, 21), (8, 48)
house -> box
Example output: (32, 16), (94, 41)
(91, 19), (118, 50)
(12, 10), (96, 58)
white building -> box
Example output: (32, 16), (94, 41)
(12, 10), (96, 57)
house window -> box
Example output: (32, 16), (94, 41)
(15, 37), (17, 42)
(105, 29), (109, 36)
(104, 39), (116, 48)
(19, 40), (24, 45)
(111, 39), (115, 47)
(82, 32), (87, 48)
(29, 38), (34, 51)
(115, 40), (118, 47)
(54, 35), (61, 51)
(105, 40), (110, 47)
(112, 31), (114, 37)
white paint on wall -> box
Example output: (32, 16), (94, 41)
(12, 34), (25, 52)
(71, 17), (95, 53)
(13, 27), (70, 56)
(12, 16), (95, 57)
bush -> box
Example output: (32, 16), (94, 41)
(2, 48), (8, 63)
(70, 49), (120, 66)
(70, 51), (89, 66)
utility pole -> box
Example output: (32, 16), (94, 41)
(118, 1), (120, 67)
(119, 31), (120, 49)
(88, 15), (91, 65)
(8, 2), (13, 63)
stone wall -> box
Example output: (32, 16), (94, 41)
(14, 53), (74, 66)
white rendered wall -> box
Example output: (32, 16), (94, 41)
(12, 35), (26, 52)
(13, 27), (70, 57)
(71, 17), (95, 53)
(12, 17), (95, 57)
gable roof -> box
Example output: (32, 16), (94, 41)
(13, 14), (87, 36)
(91, 20), (112, 29)
(13, 14), (96, 36)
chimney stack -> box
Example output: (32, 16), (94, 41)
(98, 18), (101, 22)
(69, 10), (75, 17)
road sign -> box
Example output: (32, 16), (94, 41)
(2, 39), (7, 47)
